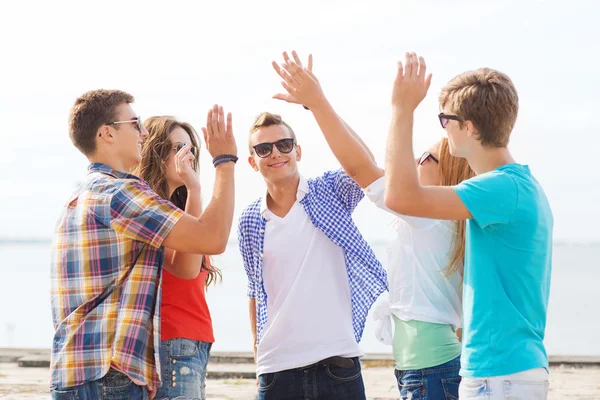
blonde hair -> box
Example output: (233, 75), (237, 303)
(437, 138), (475, 275)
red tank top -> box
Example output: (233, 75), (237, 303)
(160, 260), (214, 343)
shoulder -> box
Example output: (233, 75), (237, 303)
(238, 198), (263, 233)
(240, 198), (262, 220)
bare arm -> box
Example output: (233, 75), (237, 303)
(162, 141), (205, 279)
(163, 163), (235, 254)
(384, 53), (471, 220)
(163, 188), (203, 279)
(310, 102), (383, 188)
(249, 298), (257, 361)
(272, 51), (383, 188)
(342, 119), (375, 161)
(163, 105), (237, 256)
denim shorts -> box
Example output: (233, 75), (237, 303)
(155, 338), (213, 400)
(394, 355), (462, 400)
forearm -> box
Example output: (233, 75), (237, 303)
(198, 163), (236, 251)
(249, 298), (257, 359)
(341, 119), (375, 161)
(166, 188), (204, 279)
(384, 110), (421, 209)
(311, 101), (382, 186)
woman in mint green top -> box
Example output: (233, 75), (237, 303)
(367, 138), (474, 400)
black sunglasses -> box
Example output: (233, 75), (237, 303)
(106, 116), (143, 133)
(252, 138), (295, 158)
(438, 113), (461, 129)
(419, 151), (439, 165)
(174, 142), (198, 158)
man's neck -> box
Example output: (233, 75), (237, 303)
(265, 174), (300, 217)
(88, 153), (130, 174)
(467, 146), (516, 175)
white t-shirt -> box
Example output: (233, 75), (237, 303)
(256, 176), (363, 375)
(365, 177), (463, 345)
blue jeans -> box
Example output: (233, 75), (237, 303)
(258, 356), (365, 400)
(394, 355), (461, 400)
(156, 338), (212, 400)
(50, 369), (148, 400)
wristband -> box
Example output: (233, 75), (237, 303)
(213, 154), (238, 167)
(213, 154), (238, 162)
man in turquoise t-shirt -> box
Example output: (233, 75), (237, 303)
(382, 52), (552, 400)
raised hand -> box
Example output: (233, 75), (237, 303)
(272, 51), (326, 110)
(174, 143), (200, 191)
(201, 104), (237, 159)
(391, 52), (432, 112)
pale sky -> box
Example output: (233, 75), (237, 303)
(0, 0), (598, 242)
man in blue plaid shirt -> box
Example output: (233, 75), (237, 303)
(238, 52), (388, 400)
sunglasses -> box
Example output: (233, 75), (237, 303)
(252, 138), (295, 158)
(418, 151), (439, 165)
(106, 116), (143, 133)
(438, 113), (461, 129)
(174, 142), (198, 158)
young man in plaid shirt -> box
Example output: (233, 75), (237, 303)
(50, 90), (237, 399)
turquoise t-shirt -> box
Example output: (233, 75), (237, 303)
(453, 164), (553, 378)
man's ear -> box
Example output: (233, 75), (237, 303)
(464, 121), (479, 139)
(248, 155), (259, 171)
(97, 125), (115, 143)
(295, 144), (302, 162)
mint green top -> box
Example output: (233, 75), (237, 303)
(393, 316), (461, 370)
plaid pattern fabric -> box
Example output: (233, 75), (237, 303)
(50, 163), (184, 389)
(238, 169), (388, 344)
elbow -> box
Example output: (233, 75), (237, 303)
(384, 192), (413, 215)
(203, 235), (229, 255)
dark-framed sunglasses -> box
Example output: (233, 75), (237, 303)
(252, 138), (295, 158)
(106, 116), (143, 133)
(438, 113), (461, 129)
(174, 142), (198, 158)
(418, 151), (439, 165)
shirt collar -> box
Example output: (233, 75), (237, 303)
(260, 174), (309, 218)
(88, 162), (141, 181)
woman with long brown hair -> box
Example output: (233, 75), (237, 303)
(369, 137), (475, 400)
(133, 116), (221, 400)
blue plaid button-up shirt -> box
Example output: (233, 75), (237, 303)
(238, 169), (388, 344)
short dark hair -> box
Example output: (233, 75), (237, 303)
(69, 89), (134, 155)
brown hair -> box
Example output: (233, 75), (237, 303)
(69, 89), (134, 155)
(439, 68), (519, 148)
(437, 138), (475, 276)
(133, 116), (221, 287)
(248, 112), (297, 153)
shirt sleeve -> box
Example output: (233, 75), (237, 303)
(238, 216), (256, 298)
(109, 180), (184, 249)
(322, 169), (364, 213)
(364, 176), (439, 230)
(453, 170), (519, 228)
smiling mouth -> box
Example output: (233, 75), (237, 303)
(268, 161), (288, 168)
